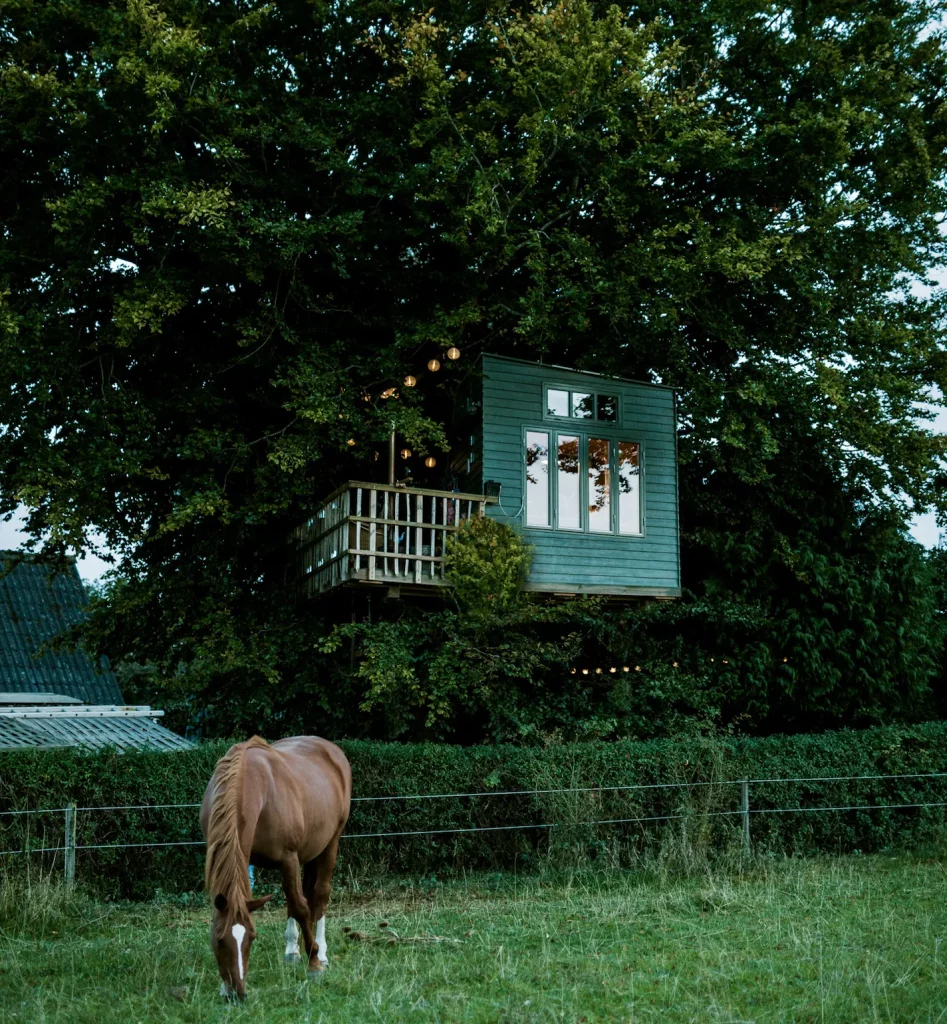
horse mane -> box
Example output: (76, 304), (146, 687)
(204, 735), (269, 920)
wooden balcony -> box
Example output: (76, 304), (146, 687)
(291, 481), (493, 597)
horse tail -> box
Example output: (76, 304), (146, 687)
(204, 736), (269, 906)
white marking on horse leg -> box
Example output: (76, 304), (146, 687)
(315, 916), (327, 964)
(284, 916), (300, 958)
(220, 981), (232, 998)
(231, 923), (247, 980)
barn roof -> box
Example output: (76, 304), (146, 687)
(0, 553), (122, 704)
(0, 704), (193, 752)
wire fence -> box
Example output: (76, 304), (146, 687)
(3, 771), (947, 882)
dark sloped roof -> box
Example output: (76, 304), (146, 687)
(0, 554), (122, 704)
(0, 707), (193, 752)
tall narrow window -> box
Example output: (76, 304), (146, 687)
(557, 435), (580, 530)
(525, 431), (550, 526)
(588, 438), (610, 532)
(618, 442), (641, 534)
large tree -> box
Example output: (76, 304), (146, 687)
(1, 0), (945, 738)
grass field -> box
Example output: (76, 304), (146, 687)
(2, 854), (947, 1023)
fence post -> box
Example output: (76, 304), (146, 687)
(740, 780), (751, 855)
(64, 802), (76, 890)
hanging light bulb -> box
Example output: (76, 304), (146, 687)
(424, 456), (436, 468)
(381, 387), (397, 399)
(609, 667), (617, 673)
(581, 668), (589, 676)
(595, 667), (602, 675)
(622, 666), (630, 672)
(404, 375), (417, 387)
(346, 438), (356, 446)
(427, 358), (441, 372)
(400, 447), (412, 460)
(447, 346), (461, 360)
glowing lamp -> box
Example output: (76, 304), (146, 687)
(447, 346), (461, 360)
(404, 375), (417, 387)
(427, 359), (441, 372)
(400, 448), (412, 460)
(424, 456), (436, 468)
(346, 438), (356, 446)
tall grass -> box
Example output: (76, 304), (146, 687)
(2, 853), (946, 1022)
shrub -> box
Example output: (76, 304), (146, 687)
(1, 723), (946, 898)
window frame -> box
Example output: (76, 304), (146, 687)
(543, 384), (621, 425)
(522, 424), (644, 537)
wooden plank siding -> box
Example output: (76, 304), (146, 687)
(481, 354), (681, 598)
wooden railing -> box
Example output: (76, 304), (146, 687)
(292, 481), (492, 597)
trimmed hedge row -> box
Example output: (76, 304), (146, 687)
(2, 723), (947, 898)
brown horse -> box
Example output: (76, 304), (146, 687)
(200, 735), (351, 1000)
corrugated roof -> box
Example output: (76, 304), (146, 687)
(0, 708), (193, 752)
(0, 553), (122, 704)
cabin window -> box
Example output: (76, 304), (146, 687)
(525, 430), (642, 535)
(547, 389), (570, 417)
(525, 431), (550, 527)
(545, 386), (620, 423)
(557, 435), (581, 530)
(588, 438), (611, 532)
(618, 442), (641, 534)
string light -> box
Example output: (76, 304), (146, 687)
(581, 668), (589, 675)
(622, 666), (630, 673)
(404, 375), (417, 387)
(346, 438), (356, 446)
(381, 387), (397, 399)
(424, 456), (436, 468)
(427, 359), (441, 372)
(400, 448), (412, 460)
(447, 346), (461, 360)
(609, 667), (617, 673)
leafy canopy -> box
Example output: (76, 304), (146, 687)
(0, 0), (946, 738)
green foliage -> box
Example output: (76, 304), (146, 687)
(444, 516), (531, 619)
(3, 724), (947, 898)
(0, 0), (946, 738)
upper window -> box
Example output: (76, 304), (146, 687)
(546, 387), (618, 423)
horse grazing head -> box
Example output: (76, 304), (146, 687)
(210, 892), (273, 1001)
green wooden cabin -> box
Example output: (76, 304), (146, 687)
(293, 354), (680, 600)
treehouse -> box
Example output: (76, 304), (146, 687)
(293, 354), (680, 600)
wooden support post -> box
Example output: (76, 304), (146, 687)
(64, 802), (77, 890)
(740, 780), (751, 855)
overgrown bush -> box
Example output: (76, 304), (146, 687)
(2, 723), (947, 898)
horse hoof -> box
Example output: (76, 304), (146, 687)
(307, 965), (328, 980)
(284, 952), (301, 964)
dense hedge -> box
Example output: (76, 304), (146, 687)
(2, 724), (947, 898)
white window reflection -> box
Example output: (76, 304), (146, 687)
(547, 389), (569, 417)
(588, 438), (610, 532)
(618, 442), (641, 534)
(557, 435), (580, 529)
(525, 431), (550, 526)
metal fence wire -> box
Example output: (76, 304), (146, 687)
(2, 771), (947, 880)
